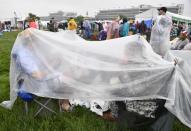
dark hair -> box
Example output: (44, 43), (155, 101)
(158, 7), (167, 13)
(123, 18), (127, 24)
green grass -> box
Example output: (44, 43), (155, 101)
(0, 31), (190, 131)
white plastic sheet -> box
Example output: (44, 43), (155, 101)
(164, 50), (191, 128)
(1, 28), (191, 128)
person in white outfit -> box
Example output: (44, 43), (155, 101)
(150, 7), (172, 57)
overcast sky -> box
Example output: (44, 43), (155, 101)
(0, 0), (183, 20)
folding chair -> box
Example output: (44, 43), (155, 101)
(14, 49), (59, 117)
(18, 89), (57, 117)
(17, 72), (66, 116)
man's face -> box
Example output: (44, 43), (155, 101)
(158, 10), (163, 15)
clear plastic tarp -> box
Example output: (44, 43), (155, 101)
(1, 28), (191, 128)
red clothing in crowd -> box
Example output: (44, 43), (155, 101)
(29, 21), (37, 29)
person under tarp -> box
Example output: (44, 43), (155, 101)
(1, 28), (191, 130)
(8, 39), (177, 130)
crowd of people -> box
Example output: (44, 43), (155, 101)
(1, 6), (191, 130)
(170, 24), (191, 50)
(0, 21), (12, 37)
(55, 7), (189, 131)
(0, 21), (3, 37)
(170, 22), (191, 39)
(45, 15), (191, 53)
(51, 14), (191, 55)
(57, 7), (191, 130)
(46, 16), (152, 42)
(15, 10), (189, 52)
(72, 17), (150, 41)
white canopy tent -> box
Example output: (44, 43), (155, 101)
(166, 12), (191, 24)
(136, 8), (191, 25)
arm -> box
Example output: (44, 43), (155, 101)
(157, 16), (172, 35)
(18, 46), (45, 80)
